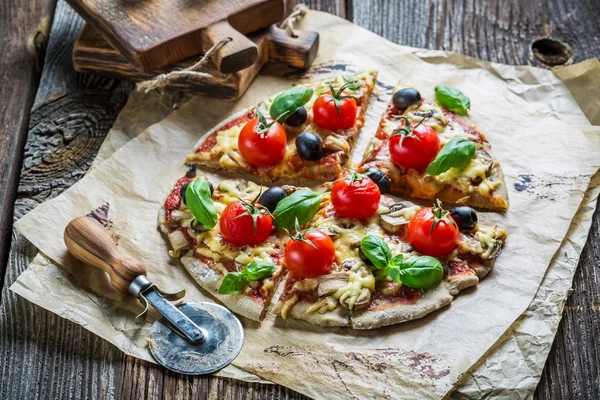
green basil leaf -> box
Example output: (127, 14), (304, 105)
(186, 178), (218, 229)
(359, 235), (391, 270)
(342, 76), (361, 91)
(388, 254), (404, 267)
(218, 272), (249, 294)
(269, 87), (314, 121)
(273, 189), (322, 230)
(434, 84), (471, 116)
(386, 265), (402, 283)
(244, 260), (277, 281)
(395, 256), (444, 289)
(426, 138), (476, 176)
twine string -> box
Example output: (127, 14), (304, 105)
(279, 4), (309, 38)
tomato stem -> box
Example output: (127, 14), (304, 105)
(327, 79), (359, 117)
(253, 109), (289, 136)
(390, 116), (427, 148)
(235, 188), (272, 233)
(284, 218), (318, 249)
(429, 199), (457, 235)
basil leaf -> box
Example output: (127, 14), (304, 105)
(269, 87), (314, 121)
(388, 254), (404, 267)
(185, 178), (217, 228)
(360, 235), (391, 270)
(273, 189), (322, 230)
(218, 272), (248, 294)
(426, 138), (476, 176)
(244, 260), (277, 281)
(394, 256), (444, 289)
(342, 76), (361, 91)
(434, 84), (471, 116)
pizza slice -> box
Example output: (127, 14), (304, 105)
(158, 170), (293, 321)
(358, 83), (509, 211)
(186, 70), (378, 182)
(274, 173), (507, 329)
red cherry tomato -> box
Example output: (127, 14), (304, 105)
(407, 202), (459, 256)
(284, 230), (335, 278)
(389, 119), (440, 170)
(220, 200), (272, 247)
(238, 118), (287, 166)
(313, 91), (358, 131)
(331, 173), (381, 220)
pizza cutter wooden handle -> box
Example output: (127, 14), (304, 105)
(64, 216), (147, 293)
(203, 20), (259, 74)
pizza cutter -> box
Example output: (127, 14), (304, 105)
(63, 216), (244, 375)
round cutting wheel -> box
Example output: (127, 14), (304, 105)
(149, 302), (244, 375)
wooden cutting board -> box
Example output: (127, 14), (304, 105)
(65, 0), (286, 73)
(73, 23), (319, 100)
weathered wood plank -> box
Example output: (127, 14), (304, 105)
(0, 0), (56, 293)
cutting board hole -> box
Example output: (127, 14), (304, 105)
(531, 38), (573, 66)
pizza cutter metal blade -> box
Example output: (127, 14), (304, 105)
(63, 216), (244, 375)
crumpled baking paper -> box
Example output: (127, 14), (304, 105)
(11, 10), (600, 399)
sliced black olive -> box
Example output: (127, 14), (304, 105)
(296, 131), (324, 161)
(450, 206), (478, 231)
(392, 88), (422, 112)
(180, 180), (214, 205)
(363, 167), (391, 194)
(285, 107), (308, 127)
(258, 186), (288, 212)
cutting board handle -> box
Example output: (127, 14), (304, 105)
(64, 216), (147, 293)
(203, 20), (259, 74)
(267, 25), (319, 69)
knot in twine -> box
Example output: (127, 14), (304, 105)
(280, 4), (309, 38)
(136, 37), (232, 93)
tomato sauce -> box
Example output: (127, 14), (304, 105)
(369, 285), (422, 309)
(164, 175), (196, 228)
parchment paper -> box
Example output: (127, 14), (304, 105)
(11, 11), (600, 399)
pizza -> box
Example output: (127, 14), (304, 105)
(358, 83), (509, 211)
(273, 173), (507, 329)
(158, 170), (291, 321)
(185, 71), (378, 182)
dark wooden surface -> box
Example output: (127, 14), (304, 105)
(0, 0), (599, 399)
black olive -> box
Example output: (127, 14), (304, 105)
(359, 248), (373, 266)
(258, 186), (288, 213)
(296, 131), (324, 161)
(363, 167), (391, 194)
(450, 206), (478, 231)
(180, 180), (214, 205)
(285, 107), (308, 127)
(392, 88), (422, 112)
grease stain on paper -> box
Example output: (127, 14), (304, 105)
(514, 173), (590, 200)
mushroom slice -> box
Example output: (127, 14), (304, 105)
(341, 288), (371, 310)
(317, 272), (348, 297)
(170, 209), (193, 225)
(380, 202), (413, 234)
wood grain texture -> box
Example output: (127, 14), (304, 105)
(65, 0), (284, 72)
(1, 0), (599, 399)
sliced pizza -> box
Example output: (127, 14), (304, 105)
(358, 83), (509, 211)
(186, 70), (378, 182)
(274, 173), (507, 329)
(158, 170), (292, 321)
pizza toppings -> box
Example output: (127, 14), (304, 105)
(219, 192), (273, 247)
(450, 206), (478, 231)
(284, 222), (335, 278)
(389, 116), (441, 170)
(378, 202), (417, 235)
(185, 177), (218, 229)
(296, 131), (324, 161)
(218, 260), (277, 294)
(269, 87), (313, 123)
(363, 167), (391, 194)
(238, 111), (287, 167)
(285, 107), (308, 127)
(258, 186), (288, 213)
(434, 84), (471, 116)
(313, 79), (360, 131)
(180, 179), (213, 205)
(407, 200), (459, 257)
(392, 88), (422, 112)
(426, 137), (476, 176)
(331, 172), (381, 220)
(272, 189), (323, 230)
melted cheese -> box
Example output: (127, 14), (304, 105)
(434, 152), (491, 192)
(306, 296), (339, 314)
(280, 294), (299, 319)
(388, 205), (420, 221)
(457, 226), (506, 259)
(332, 265), (375, 310)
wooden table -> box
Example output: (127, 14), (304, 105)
(1, 0), (598, 398)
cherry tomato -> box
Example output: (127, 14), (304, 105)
(389, 118), (440, 170)
(331, 173), (381, 220)
(238, 117), (287, 166)
(407, 201), (459, 256)
(313, 91), (358, 131)
(284, 230), (335, 278)
(220, 199), (272, 247)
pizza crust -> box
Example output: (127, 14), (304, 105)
(272, 299), (351, 327)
